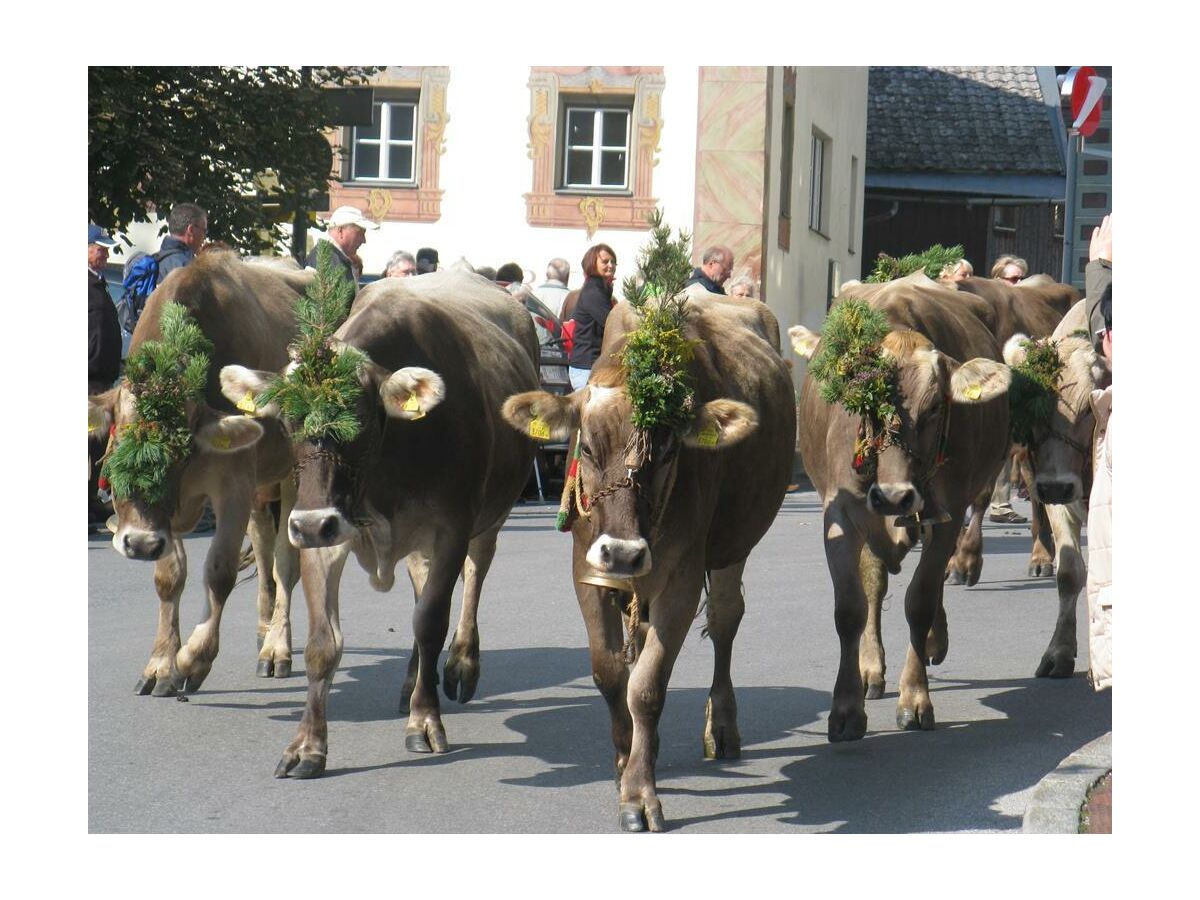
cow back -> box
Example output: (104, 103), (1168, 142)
(956, 276), (1079, 344)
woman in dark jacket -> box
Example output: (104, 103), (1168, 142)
(567, 243), (617, 390)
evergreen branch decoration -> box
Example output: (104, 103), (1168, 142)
(866, 244), (964, 283)
(618, 209), (702, 434)
(102, 302), (213, 504)
(1008, 338), (1066, 445)
(809, 299), (898, 425)
(255, 241), (368, 443)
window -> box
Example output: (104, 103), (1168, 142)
(561, 105), (631, 191)
(351, 100), (418, 183)
(809, 129), (831, 236)
(780, 103), (795, 221)
(848, 155), (859, 254)
(992, 206), (1017, 234)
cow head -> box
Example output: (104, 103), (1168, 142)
(792, 324), (1011, 520)
(220, 357), (445, 549)
(502, 367), (757, 583)
(1004, 333), (1109, 504)
(88, 383), (264, 560)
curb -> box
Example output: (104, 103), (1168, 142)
(1022, 731), (1111, 833)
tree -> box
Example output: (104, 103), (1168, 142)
(89, 66), (379, 254)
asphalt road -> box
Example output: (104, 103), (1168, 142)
(88, 491), (1111, 833)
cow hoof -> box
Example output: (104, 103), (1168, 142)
(897, 706), (935, 731)
(150, 677), (178, 698)
(945, 568), (965, 586)
(619, 801), (665, 833)
(181, 670), (209, 694)
(1027, 562), (1055, 578)
(1035, 651), (1076, 679)
(828, 710), (867, 743)
(290, 757), (326, 779)
(703, 726), (742, 760)
(442, 658), (479, 705)
(404, 723), (449, 754)
(864, 681), (885, 700)
(274, 660), (292, 679)
(257, 659), (274, 678)
(134, 676), (157, 696)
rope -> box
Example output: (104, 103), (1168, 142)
(622, 589), (641, 664)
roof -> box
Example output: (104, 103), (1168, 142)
(867, 67), (1064, 179)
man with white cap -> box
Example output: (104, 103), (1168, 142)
(305, 205), (379, 288)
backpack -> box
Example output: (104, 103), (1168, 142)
(117, 248), (185, 336)
(560, 318), (576, 357)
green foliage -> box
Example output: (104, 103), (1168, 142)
(866, 244), (965, 283)
(89, 66), (380, 254)
(1009, 338), (1066, 445)
(102, 303), (213, 504)
(809, 299), (898, 424)
(256, 242), (368, 443)
(618, 210), (702, 433)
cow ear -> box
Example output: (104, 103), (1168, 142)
(219, 365), (280, 418)
(195, 410), (265, 453)
(683, 399), (758, 449)
(1002, 334), (1030, 367)
(950, 358), (1012, 404)
(380, 367), (445, 421)
(502, 390), (578, 442)
(789, 325), (821, 359)
(88, 387), (118, 437)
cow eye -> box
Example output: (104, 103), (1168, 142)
(579, 440), (593, 459)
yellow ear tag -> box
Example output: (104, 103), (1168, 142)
(212, 433), (232, 450)
(964, 384), (982, 401)
(403, 395), (425, 420)
(528, 416), (552, 440)
(697, 424), (720, 447)
(88, 420), (97, 434)
(236, 392), (258, 415)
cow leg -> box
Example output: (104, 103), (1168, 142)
(258, 480), (298, 679)
(576, 576), (634, 784)
(397, 553), (431, 715)
(135, 537), (187, 697)
(248, 499), (277, 651)
(619, 571), (703, 833)
(276, 544), (350, 778)
(896, 521), (958, 731)
(404, 534), (468, 754)
(175, 487), (253, 693)
(825, 504), (869, 743)
(859, 547), (887, 699)
(1027, 496), (1056, 578)
(1036, 501), (1085, 678)
(444, 524), (501, 704)
(945, 487), (989, 586)
(703, 562), (746, 760)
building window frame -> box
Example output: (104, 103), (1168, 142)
(848, 155), (859, 255)
(346, 93), (420, 186)
(558, 102), (632, 193)
(809, 128), (831, 238)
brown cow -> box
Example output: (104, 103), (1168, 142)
(220, 270), (539, 778)
(87, 251), (308, 696)
(792, 285), (1012, 740)
(502, 293), (795, 832)
(1003, 299), (1110, 677)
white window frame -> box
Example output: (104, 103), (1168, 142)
(561, 105), (631, 191)
(809, 129), (831, 237)
(351, 101), (418, 184)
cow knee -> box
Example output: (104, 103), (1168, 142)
(630, 684), (665, 720)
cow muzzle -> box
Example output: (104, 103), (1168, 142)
(115, 527), (168, 561)
(288, 508), (354, 549)
(1035, 476), (1081, 505)
(867, 482), (921, 517)
(585, 534), (652, 579)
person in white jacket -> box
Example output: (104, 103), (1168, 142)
(1085, 214), (1112, 691)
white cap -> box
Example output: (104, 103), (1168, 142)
(325, 205), (380, 230)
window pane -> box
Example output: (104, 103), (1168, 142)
(388, 145), (413, 181)
(355, 143), (380, 179)
(602, 112), (628, 147)
(357, 104), (382, 141)
(600, 150), (626, 187)
(567, 149), (593, 185)
(567, 110), (594, 147)
(390, 104), (415, 142)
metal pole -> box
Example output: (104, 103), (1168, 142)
(1060, 129), (1080, 284)
(290, 66), (312, 265)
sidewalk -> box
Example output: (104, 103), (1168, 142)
(1022, 731), (1112, 833)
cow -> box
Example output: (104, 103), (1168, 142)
(1002, 299), (1110, 677)
(501, 292), (795, 832)
(87, 250), (308, 696)
(219, 269), (539, 778)
(791, 285), (1012, 741)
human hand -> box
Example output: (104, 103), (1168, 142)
(1089, 214), (1112, 263)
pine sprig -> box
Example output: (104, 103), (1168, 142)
(255, 241), (369, 443)
(618, 209), (702, 433)
(1009, 338), (1066, 445)
(102, 302), (213, 504)
(866, 244), (964, 283)
(809, 299), (898, 424)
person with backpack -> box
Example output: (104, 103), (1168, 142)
(117, 202), (207, 348)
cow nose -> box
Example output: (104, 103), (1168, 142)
(588, 535), (652, 577)
(1036, 480), (1076, 505)
(122, 532), (165, 560)
(288, 508), (352, 548)
(868, 483), (916, 515)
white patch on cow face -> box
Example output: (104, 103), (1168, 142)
(585, 533), (652, 578)
(585, 385), (622, 412)
(287, 507), (355, 549)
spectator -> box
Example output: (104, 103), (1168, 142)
(496, 262), (524, 286)
(686, 245), (733, 295)
(1085, 213), (1112, 691)
(728, 274), (756, 299)
(537, 258), (571, 317)
(938, 258), (974, 283)
(475, 265), (498, 281)
(568, 243), (618, 390)
(385, 250), (417, 278)
(155, 202), (208, 281)
(306, 205), (378, 287)
(88, 224), (121, 394)
(416, 247), (439, 274)
(990, 254), (1028, 284)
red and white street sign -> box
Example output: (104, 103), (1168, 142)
(1062, 66), (1107, 137)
